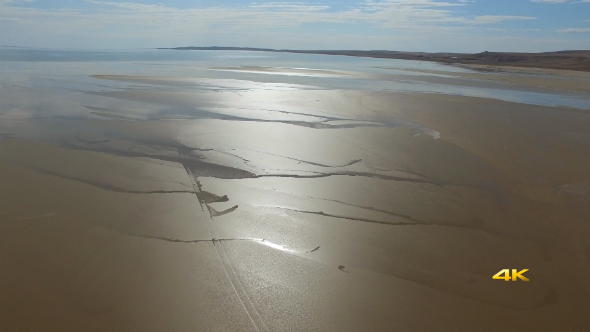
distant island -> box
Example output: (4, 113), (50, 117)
(159, 46), (590, 72)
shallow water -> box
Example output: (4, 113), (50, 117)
(2, 48), (590, 116)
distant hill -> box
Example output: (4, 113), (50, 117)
(159, 47), (590, 72)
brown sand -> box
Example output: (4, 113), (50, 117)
(1, 70), (590, 331)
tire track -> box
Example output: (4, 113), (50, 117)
(182, 163), (270, 332)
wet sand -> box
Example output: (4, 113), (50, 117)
(391, 65), (590, 94)
(1, 52), (590, 331)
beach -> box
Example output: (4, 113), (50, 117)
(1, 49), (590, 331)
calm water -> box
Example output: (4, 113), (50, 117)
(3, 48), (588, 210)
(1, 47), (589, 131)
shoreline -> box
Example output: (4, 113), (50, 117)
(160, 46), (590, 73)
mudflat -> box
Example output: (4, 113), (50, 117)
(1, 49), (590, 331)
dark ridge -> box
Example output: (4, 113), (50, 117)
(11, 161), (197, 195)
(207, 205), (239, 217)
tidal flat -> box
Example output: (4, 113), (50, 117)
(1, 48), (590, 331)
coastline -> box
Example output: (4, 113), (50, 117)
(160, 47), (590, 72)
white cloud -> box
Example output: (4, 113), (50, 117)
(0, 0), (535, 31)
(249, 2), (330, 11)
(84, 1), (169, 12)
(0, 0), (34, 3)
(0, 0), (583, 51)
(356, 1), (534, 28)
(558, 27), (590, 32)
(363, 0), (463, 8)
(532, 0), (590, 3)
(532, 0), (571, 3)
(469, 15), (536, 24)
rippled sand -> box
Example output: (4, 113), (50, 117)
(1, 52), (590, 331)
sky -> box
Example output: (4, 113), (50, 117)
(1, 0), (589, 52)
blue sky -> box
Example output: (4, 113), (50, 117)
(1, 0), (589, 52)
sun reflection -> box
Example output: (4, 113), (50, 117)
(252, 239), (297, 253)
